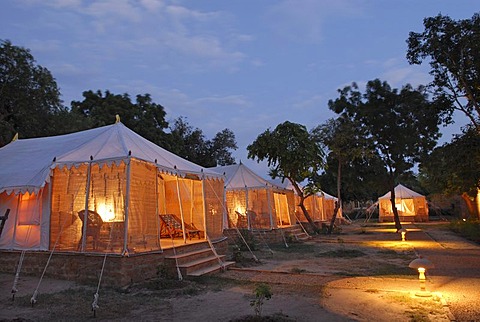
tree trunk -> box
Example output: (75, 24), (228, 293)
(328, 161), (342, 234)
(298, 195), (320, 234)
(461, 192), (480, 219)
(389, 181), (402, 231)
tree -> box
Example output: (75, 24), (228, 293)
(169, 117), (237, 167)
(313, 116), (367, 233)
(419, 126), (480, 218)
(210, 128), (237, 166)
(247, 121), (326, 233)
(0, 39), (66, 146)
(319, 153), (389, 202)
(407, 13), (480, 131)
(329, 80), (445, 230)
(70, 90), (170, 148)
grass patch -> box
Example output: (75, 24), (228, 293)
(449, 219), (480, 243)
(370, 263), (412, 276)
(386, 293), (444, 321)
(365, 289), (380, 293)
(289, 267), (308, 274)
(269, 243), (317, 254)
(315, 248), (366, 258)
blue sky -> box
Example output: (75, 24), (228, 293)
(1, 0), (477, 177)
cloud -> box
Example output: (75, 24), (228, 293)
(265, 0), (365, 43)
(379, 57), (431, 88)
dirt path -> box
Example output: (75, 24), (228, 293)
(1, 221), (478, 321)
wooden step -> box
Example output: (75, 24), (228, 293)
(163, 240), (235, 277)
(188, 261), (236, 277)
(165, 248), (213, 265)
(178, 255), (227, 275)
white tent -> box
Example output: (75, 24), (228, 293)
(211, 163), (295, 230)
(0, 121), (225, 252)
(378, 184), (429, 222)
(271, 178), (341, 223)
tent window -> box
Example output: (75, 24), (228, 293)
(18, 192), (41, 225)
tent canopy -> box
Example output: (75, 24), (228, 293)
(213, 163), (288, 192)
(0, 122), (222, 194)
(211, 163), (294, 229)
(378, 184), (424, 200)
(378, 184), (429, 222)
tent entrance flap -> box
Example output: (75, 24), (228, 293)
(274, 193), (291, 226)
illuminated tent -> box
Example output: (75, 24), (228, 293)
(295, 190), (341, 222)
(0, 121), (225, 253)
(378, 184), (429, 222)
(211, 163), (295, 230)
(269, 179), (341, 223)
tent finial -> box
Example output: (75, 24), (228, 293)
(115, 114), (121, 123)
(11, 133), (18, 142)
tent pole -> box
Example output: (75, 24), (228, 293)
(175, 175), (187, 244)
(245, 186), (250, 229)
(122, 157), (131, 255)
(10, 195), (21, 249)
(162, 175), (167, 214)
(223, 184), (228, 230)
(81, 161), (93, 252)
(154, 167), (161, 249)
(267, 187), (274, 229)
(190, 180), (194, 224)
(201, 174), (208, 240)
(43, 181), (52, 249)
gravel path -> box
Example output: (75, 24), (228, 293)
(410, 224), (480, 321)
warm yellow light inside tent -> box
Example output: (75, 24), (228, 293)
(97, 201), (116, 222)
(235, 206), (245, 215)
(21, 192), (34, 201)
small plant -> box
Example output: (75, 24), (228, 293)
(250, 283), (272, 316)
(231, 244), (245, 262)
(449, 219), (480, 243)
(290, 267), (307, 274)
(236, 229), (258, 251)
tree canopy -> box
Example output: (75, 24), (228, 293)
(169, 117), (237, 167)
(329, 79), (446, 229)
(70, 90), (170, 148)
(0, 39), (66, 146)
(420, 126), (480, 198)
(407, 13), (480, 131)
(247, 121), (326, 232)
(313, 116), (367, 232)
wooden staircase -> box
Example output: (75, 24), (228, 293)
(287, 226), (310, 242)
(164, 242), (235, 277)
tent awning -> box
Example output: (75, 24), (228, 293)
(0, 122), (222, 194)
(378, 184), (424, 200)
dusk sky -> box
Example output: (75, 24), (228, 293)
(1, 0), (477, 178)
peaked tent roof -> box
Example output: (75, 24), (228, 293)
(0, 122), (222, 194)
(269, 178), (338, 200)
(211, 163), (288, 191)
(378, 184), (424, 200)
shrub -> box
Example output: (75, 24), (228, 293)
(250, 283), (272, 316)
(449, 219), (480, 243)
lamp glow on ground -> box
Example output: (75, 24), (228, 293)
(409, 256), (435, 297)
(398, 228), (407, 241)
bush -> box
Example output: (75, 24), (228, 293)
(235, 229), (258, 251)
(449, 219), (480, 243)
(250, 283), (272, 317)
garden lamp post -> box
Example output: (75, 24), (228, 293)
(409, 256), (435, 297)
(398, 228), (407, 241)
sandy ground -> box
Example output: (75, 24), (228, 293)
(1, 220), (479, 321)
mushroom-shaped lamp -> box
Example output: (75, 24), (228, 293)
(409, 256), (435, 296)
(398, 228), (407, 241)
